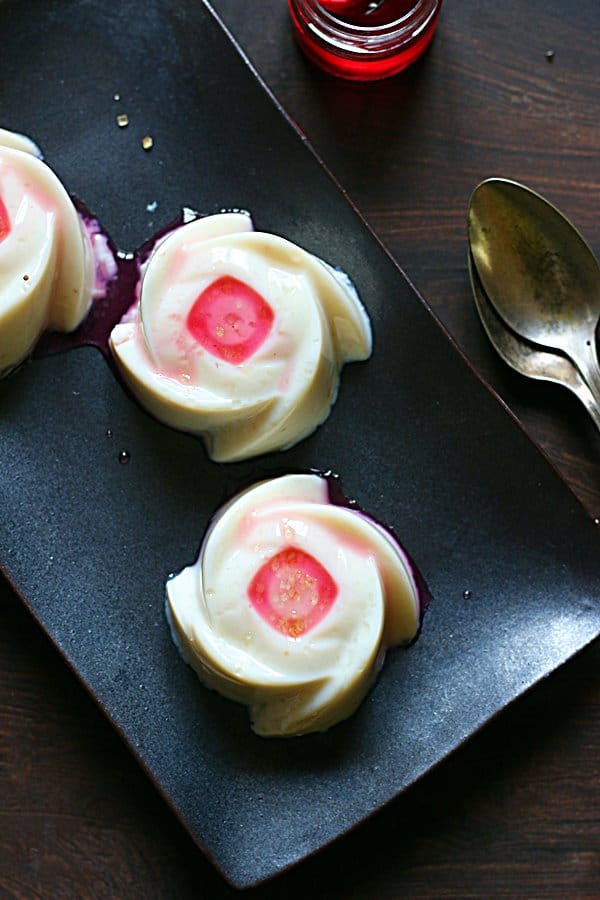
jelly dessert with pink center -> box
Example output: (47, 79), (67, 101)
(109, 212), (372, 462)
(0, 128), (97, 375)
(166, 473), (421, 737)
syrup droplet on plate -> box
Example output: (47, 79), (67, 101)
(118, 450), (131, 464)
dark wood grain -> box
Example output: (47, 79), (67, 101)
(1, 1), (598, 897)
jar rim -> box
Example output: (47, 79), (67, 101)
(291, 0), (441, 49)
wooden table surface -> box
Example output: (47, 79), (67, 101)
(1, 1), (598, 896)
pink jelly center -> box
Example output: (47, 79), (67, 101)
(0, 196), (10, 243)
(248, 547), (338, 638)
(186, 275), (274, 364)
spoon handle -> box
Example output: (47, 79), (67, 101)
(574, 378), (600, 433)
(572, 336), (600, 409)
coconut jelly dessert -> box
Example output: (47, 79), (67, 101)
(109, 212), (372, 461)
(0, 129), (96, 375)
(166, 474), (421, 737)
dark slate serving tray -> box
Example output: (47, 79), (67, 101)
(0, 0), (598, 888)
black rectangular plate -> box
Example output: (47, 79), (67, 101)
(1, 0), (598, 889)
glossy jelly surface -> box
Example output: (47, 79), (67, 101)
(166, 473), (423, 737)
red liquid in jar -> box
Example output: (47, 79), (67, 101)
(320, 0), (420, 26)
(289, 0), (443, 81)
(318, 0), (370, 15)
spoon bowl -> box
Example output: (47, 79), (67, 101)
(469, 254), (600, 432)
(468, 178), (600, 401)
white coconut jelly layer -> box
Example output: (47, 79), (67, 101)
(166, 474), (420, 737)
(0, 129), (95, 374)
(109, 213), (372, 461)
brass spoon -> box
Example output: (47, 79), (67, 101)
(468, 178), (600, 404)
(469, 254), (600, 433)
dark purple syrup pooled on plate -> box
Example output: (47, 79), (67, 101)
(33, 202), (197, 371)
(325, 469), (430, 624)
(217, 468), (430, 628)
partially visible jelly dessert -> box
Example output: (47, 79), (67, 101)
(166, 473), (421, 737)
(0, 129), (97, 375)
(109, 213), (372, 462)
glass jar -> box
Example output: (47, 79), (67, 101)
(288, 0), (443, 81)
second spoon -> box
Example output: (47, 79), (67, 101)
(468, 178), (600, 403)
(470, 254), (600, 433)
